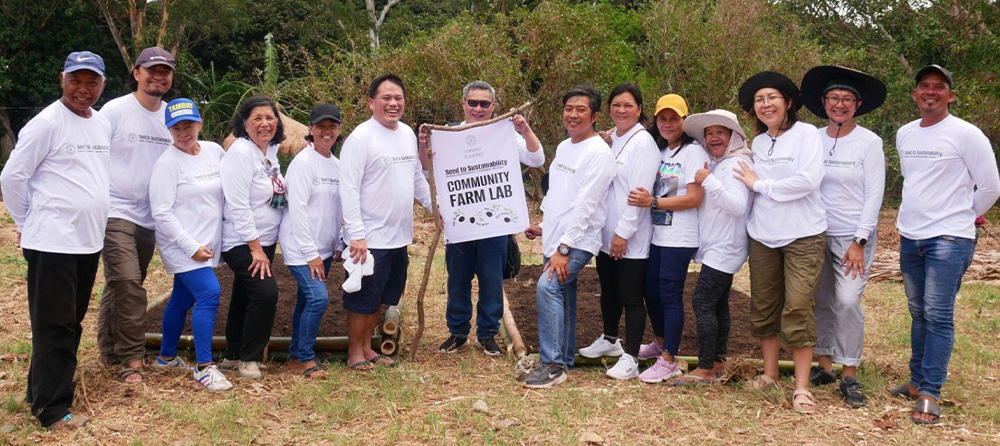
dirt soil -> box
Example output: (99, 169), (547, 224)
(506, 264), (791, 360)
(145, 253), (352, 337)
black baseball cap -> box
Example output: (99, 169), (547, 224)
(915, 64), (953, 87)
(309, 103), (342, 125)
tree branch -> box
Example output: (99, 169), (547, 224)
(376, 0), (400, 28)
(93, 0), (132, 67)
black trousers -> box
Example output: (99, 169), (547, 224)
(691, 264), (733, 370)
(23, 249), (101, 427)
(595, 252), (648, 357)
(222, 244), (278, 362)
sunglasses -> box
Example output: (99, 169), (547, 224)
(465, 99), (493, 109)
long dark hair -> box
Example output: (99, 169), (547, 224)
(607, 82), (647, 125)
(231, 95), (286, 146)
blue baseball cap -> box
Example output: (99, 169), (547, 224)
(165, 98), (202, 128)
(64, 51), (105, 76)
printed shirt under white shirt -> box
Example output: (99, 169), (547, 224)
(818, 125), (885, 240)
(340, 118), (432, 250)
(541, 134), (615, 258)
(149, 141), (226, 274)
(278, 144), (346, 265)
(651, 140), (709, 249)
(600, 123), (659, 259)
(747, 121), (827, 248)
(100, 94), (172, 230)
(695, 155), (753, 275)
(220, 137), (285, 252)
(0, 101), (111, 254)
(896, 115), (1000, 240)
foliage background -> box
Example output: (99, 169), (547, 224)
(1, 0), (998, 203)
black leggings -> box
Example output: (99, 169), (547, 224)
(595, 252), (647, 357)
(222, 244), (278, 362)
(691, 264), (733, 370)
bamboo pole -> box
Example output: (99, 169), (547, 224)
(501, 292), (527, 358)
(145, 333), (380, 352)
(383, 304), (401, 336)
(409, 102), (533, 361)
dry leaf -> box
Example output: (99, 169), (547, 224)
(873, 413), (898, 430)
(579, 432), (603, 444)
(472, 399), (489, 413)
(490, 418), (517, 431)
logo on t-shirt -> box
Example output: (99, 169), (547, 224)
(652, 161), (681, 226)
(127, 132), (171, 146)
(63, 143), (76, 154)
(902, 146), (946, 159)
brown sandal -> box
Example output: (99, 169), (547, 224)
(119, 366), (144, 383)
(793, 389), (817, 414)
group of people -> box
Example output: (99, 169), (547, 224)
(1, 45), (996, 432)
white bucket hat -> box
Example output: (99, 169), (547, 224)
(683, 109), (746, 146)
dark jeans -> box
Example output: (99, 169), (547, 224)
(643, 245), (697, 356)
(691, 265), (733, 370)
(222, 244), (278, 362)
(23, 249), (101, 427)
(445, 236), (507, 338)
(595, 252), (647, 356)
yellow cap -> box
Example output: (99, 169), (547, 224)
(654, 94), (689, 118)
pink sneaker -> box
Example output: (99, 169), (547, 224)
(637, 341), (663, 360)
(638, 357), (682, 383)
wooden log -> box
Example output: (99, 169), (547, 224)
(502, 292), (527, 358)
(145, 333), (380, 352)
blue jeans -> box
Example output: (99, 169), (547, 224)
(900, 235), (976, 400)
(643, 245), (697, 355)
(445, 236), (507, 338)
(159, 267), (221, 365)
(536, 248), (593, 368)
(288, 257), (333, 362)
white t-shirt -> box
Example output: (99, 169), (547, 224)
(99, 94), (172, 229)
(541, 135), (615, 257)
(601, 124), (659, 259)
(220, 137), (285, 251)
(278, 145), (345, 265)
(1, 101), (111, 254)
(149, 142), (225, 274)
(747, 121), (828, 248)
(896, 115), (1000, 240)
(819, 125), (885, 238)
(696, 156), (752, 274)
(650, 141), (709, 248)
(340, 118), (432, 249)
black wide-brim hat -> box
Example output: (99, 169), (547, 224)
(738, 71), (801, 113)
(801, 65), (886, 119)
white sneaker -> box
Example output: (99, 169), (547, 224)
(237, 361), (263, 379)
(194, 365), (234, 391)
(578, 335), (624, 358)
(152, 356), (190, 370)
(219, 358), (239, 371)
(606, 353), (639, 380)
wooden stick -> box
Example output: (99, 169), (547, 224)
(409, 102), (533, 361)
(502, 292), (527, 358)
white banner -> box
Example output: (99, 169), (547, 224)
(430, 119), (530, 244)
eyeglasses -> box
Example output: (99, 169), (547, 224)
(823, 95), (857, 106)
(753, 94), (785, 106)
(465, 99), (493, 109)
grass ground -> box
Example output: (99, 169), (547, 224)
(0, 206), (999, 445)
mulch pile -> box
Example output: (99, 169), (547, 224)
(145, 253), (352, 337)
(505, 264), (792, 360)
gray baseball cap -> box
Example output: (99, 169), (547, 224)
(135, 47), (176, 70)
(915, 64), (953, 87)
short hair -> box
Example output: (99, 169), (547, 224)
(749, 93), (799, 136)
(607, 82), (647, 125)
(231, 94), (286, 146)
(462, 80), (496, 101)
(368, 74), (406, 99)
(562, 84), (601, 115)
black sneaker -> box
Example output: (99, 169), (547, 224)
(476, 336), (504, 357)
(523, 364), (567, 389)
(839, 376), (868, 408)
(809, 365), (837, 386)
(438, 335), (468, 353)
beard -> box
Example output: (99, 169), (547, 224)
(143, 86), (168, 98)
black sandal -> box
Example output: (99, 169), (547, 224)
(912, 398), (941, 425)
(303, 365), (328, 377)
(371, 354), (396, 368)
(887, 383), (917, 401)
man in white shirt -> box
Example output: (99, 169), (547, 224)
(523, 85), (615, 389)
(0, 52), (110, 431)
(889, 64), (1000, 425)
(418, 80), (544, 356)
(339, 74), (433, 370)
(95, 47), (175, 383)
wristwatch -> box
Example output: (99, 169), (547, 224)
(650, 197), (659, 210)
(854, 237), (867, 247)
(557, 244), (570, 256)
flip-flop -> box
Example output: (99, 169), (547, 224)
(670, 374), (716, 386)
(303, 365), (329, 378)
(349, 360), (373, 372)
(371, 354), (396, 368)
(887, 383), (918, 401)
(748, 374), (778, 392)
(912, 398), (941, 425)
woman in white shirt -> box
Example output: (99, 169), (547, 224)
(734, 71), (827, 413)
(278, 103), (346, 378)
(149, 98), (232, 391)
(671, 109), (752, 385)
(219, 95), (287, 379)
(800, 66), (886, 408)
(578, 83), (659, 380)
(625, 94), (708, 383)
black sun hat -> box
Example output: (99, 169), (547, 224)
(738, 71), (801, 113)
(800, 65), (887, 119)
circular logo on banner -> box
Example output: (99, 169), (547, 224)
(128, 133), (139, 144)
(465, 135), (477, 146)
